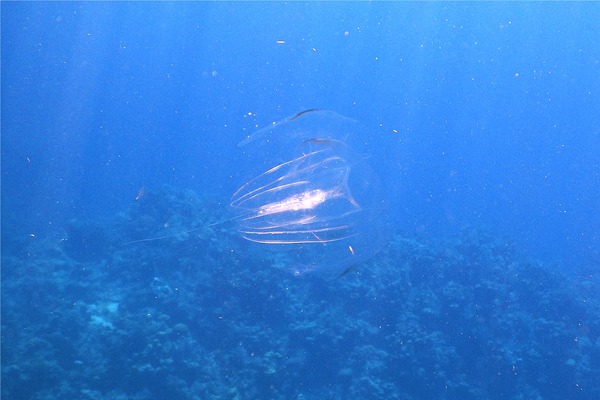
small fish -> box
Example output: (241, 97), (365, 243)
(337, 264), (360, 279)
(288, 108), (321, 122)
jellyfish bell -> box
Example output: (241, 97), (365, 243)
(232, 109), (386, 277)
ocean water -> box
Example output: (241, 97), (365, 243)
(2, 2), (599, 399)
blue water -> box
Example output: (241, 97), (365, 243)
(2, 2), (599, 399)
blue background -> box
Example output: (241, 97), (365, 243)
(2, 2), (600, 400)
(3, 2), (598, 266)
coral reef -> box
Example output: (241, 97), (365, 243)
(2, 187), (599, 399)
